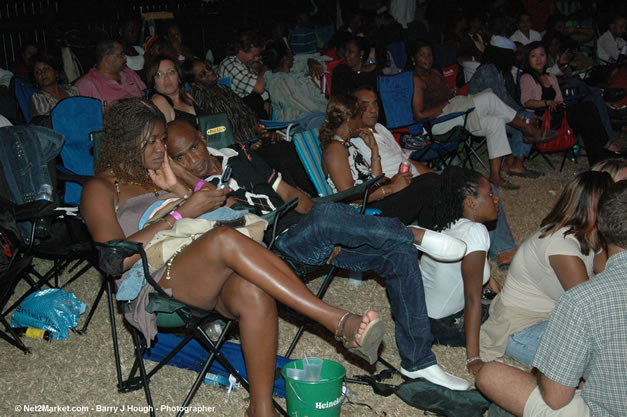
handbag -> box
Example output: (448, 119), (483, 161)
(535, 108), (575, 152)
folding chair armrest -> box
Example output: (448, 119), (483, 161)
(13, 200), (56, 222)
(56, 165), (92, 185)
(263, 198), (299, 248)
(312, 174), (384, 205)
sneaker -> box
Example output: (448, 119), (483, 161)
(401, 364), (471, 391)
(409, 226), (467, 261)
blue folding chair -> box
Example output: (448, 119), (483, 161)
(51, 96), (103, 206)
(377, 71), (485, 170)
(14, 77), (39, 123)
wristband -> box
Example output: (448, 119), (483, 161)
(371, 156), (381, 162)
(170, 210), (183, 220)
(193, 179), (206, 193)
(465, 356), (482, 365)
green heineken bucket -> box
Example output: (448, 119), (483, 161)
(281, 358), (346, 417)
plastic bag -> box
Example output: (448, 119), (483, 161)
(11, 288), (86, 340)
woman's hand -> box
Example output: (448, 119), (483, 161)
(356, 128), (378, 150)
(545, 100), (559, 111)
(148, 154), (179, 191)
(388, 172), (412, 193)
(466, 359), (485, 376)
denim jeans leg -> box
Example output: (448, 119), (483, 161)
(506, 125), (532, 157)
(504, 320), (548, 365)
(488, 185), (517, 260)
(274, 201), (437, 370)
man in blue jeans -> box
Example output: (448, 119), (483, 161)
(165, 119), (472, 390)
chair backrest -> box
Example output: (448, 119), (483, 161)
(217, 77), (232, 88)
(387, 41), (407, 70)
(197, 113), (235, 149)
(14, 77), (39, 123)
(322, 58), (344, 97)
(377, 71), (422, 135)
(440, 64), (458, 89)
(51, 96), (103, 206)
(291, 128), (334, 197)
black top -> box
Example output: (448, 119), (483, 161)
(331, 64), (379, 97)
(209, 145), (302, 243)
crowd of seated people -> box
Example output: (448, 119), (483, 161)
(1, 4), (627, 415)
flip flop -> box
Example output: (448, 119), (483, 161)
(335, 312), (385, 365)
(491, 180), (520, 190)
(504, 169), (544, 179)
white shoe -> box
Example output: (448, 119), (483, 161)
(409, 226), (467, 261)
(401, 364), (471, 391)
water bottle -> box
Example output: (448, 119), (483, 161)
(35, 183), (54, 238)
(347, 270), (364, 286)
(37, 183), (53, 201)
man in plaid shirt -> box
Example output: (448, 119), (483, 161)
(218, 31), (270, 119)
(475, 180), (627, 417)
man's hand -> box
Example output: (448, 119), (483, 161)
(178, 185), (230, 218)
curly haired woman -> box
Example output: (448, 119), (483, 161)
(81, 98), (385, 417)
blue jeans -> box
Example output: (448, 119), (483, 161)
(504, 320), (548, 365)
(488, 185), (517, 260)
(560, 77), (614, 142)
(506, 125), (532, 157)
(0, 125), (64, 204)
(275, 200), (437, 371)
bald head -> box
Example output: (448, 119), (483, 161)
(166, 120), (213, 178)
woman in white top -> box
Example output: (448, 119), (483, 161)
(480, 171), (613, 365)
(419, 166), (499, 376)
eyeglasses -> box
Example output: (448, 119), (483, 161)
(155, 69), (177, 79)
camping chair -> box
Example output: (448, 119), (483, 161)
(377, 71), (482, 170)
(287, 127), (384, 358)
(0, 196), (54, 353)
(13, 76), (39, 123)
(92, 201), (301, 417)
(51, 96), (103, 206)
(196, 113), (236, 149)
(0, 126), (97, 311)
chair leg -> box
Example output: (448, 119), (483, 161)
(0, 314), (31, 354)
(76, 274), (107, 334)
(284, 266), (337, 358)
(131, 328), (156, 417)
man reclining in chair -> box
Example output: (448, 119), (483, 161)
(165, 119), (472, 391)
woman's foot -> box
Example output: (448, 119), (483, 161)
(488, 176), (520, 190)
(244, 409), (278, 417)
(335, 310), (385, 365)
(510, 116), (557, 144)
(408, 226), (467, 261)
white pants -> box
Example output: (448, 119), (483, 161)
(439, 91), (515, 159)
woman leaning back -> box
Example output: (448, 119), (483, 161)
(80, 98), (385, 417)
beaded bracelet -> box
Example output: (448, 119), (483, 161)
(465, 356), (482, 365)
(170, 210), (183, 220)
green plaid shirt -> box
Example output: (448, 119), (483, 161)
(532, 250), (627, 417)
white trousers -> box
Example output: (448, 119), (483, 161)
(438, 90), (515, 159)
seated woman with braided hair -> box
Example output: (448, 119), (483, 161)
(80, 98), (385, 417)
(418, 166), (501, 376)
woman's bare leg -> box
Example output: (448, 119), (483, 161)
(489, 157), (506, 185)
(215, 272), (279, 417)
(160, 227), (379, 417)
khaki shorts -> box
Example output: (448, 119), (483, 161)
(523, 386), (590, 417)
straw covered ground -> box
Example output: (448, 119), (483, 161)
(1, 133), (624, 417)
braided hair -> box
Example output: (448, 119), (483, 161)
(319, 95), (361, 149)
(431, 166), (484, 232)
(95, 98), (166, 186)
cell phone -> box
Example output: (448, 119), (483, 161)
(217, 165), (232, 190)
